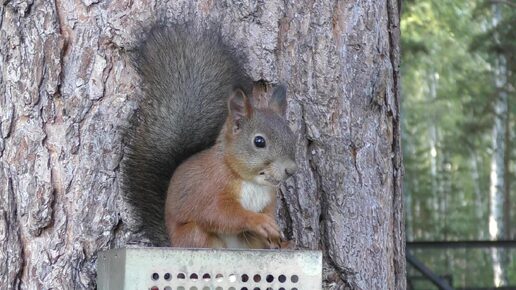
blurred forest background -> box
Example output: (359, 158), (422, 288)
(402, 0), (515, 289)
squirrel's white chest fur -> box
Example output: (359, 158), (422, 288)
(219, 182), (273, 249)
(239, 181), (273, 212)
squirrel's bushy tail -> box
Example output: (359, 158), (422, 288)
(123, 24), (251, 244)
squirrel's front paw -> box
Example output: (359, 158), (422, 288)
(247, 213), (281, 241)
(265, 237), (295, 250)
(278, 239), (295, 249)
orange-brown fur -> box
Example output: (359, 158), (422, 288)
(165, 138), (280, 248)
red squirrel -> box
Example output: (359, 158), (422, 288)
(123, 24), (297, 249)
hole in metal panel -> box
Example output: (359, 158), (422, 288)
(216, 287), (223, 290)
(151, 286), (158, 290)
(278, 288), (286, 290)
(190, 273), (198, 281)
(253, 288), (260, 290)
(228, 288), (236, 290)
(253, 274), (261, 282)
(266, 275), (274, 282)
(291, 275), (299, 283)
(189, 287), (198, 290)
(229, 273), (237, 282)
(278, 275), (287, 283)
(152, 273), (159, 281)
(164, 287), (172, 290)
(177, 287), (185, 290)
(202, 287), (210, 290)
(215, 273), (224, 282)
(292, 288), (299, 290)
(202, 273), (211, 281)
(164, 273), (171, 281)
(177, 273), (186, 279)
(241, 274), (249, 282)
(241, 287), (248, 290)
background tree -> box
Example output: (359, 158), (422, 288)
(486, 3), (510, 286)
(0, 0), (404, 289)
(402, 0), (515, 288)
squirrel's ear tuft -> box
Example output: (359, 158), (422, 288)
(228, 88), (253, 133)
(269, 84), (288, 117)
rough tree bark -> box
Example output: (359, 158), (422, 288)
(0, 1), (404, 289)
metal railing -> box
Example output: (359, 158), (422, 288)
(406, 240), (516, 290)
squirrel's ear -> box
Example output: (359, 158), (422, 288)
(269, 84), (287, 117)
(228, 88), (253, 133)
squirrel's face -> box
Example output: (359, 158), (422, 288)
(225, 86), (297, 187)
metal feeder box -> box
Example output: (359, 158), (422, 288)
(97, 247), (322, 290)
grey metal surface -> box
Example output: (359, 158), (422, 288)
(97, 247), (322, 290)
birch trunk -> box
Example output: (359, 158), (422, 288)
(426, 70), (440, 241)
(0, 1), (404, 289)
(503, 114), (511, 240)
(488, 3), (509, 287)
(470, 152), (486, 239)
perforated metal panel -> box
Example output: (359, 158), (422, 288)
(97, 247), (322, 290)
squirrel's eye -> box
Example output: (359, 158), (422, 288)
(254, 136), (266, 148)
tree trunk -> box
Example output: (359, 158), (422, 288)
(503, 104), (511, 240)
(426, 70), (441, 241)
(470, 152), (486, 239)
(0, 1), (404, 289)
(488, 3), (509, 287)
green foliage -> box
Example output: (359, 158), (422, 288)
(402, 0), (515, 288)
